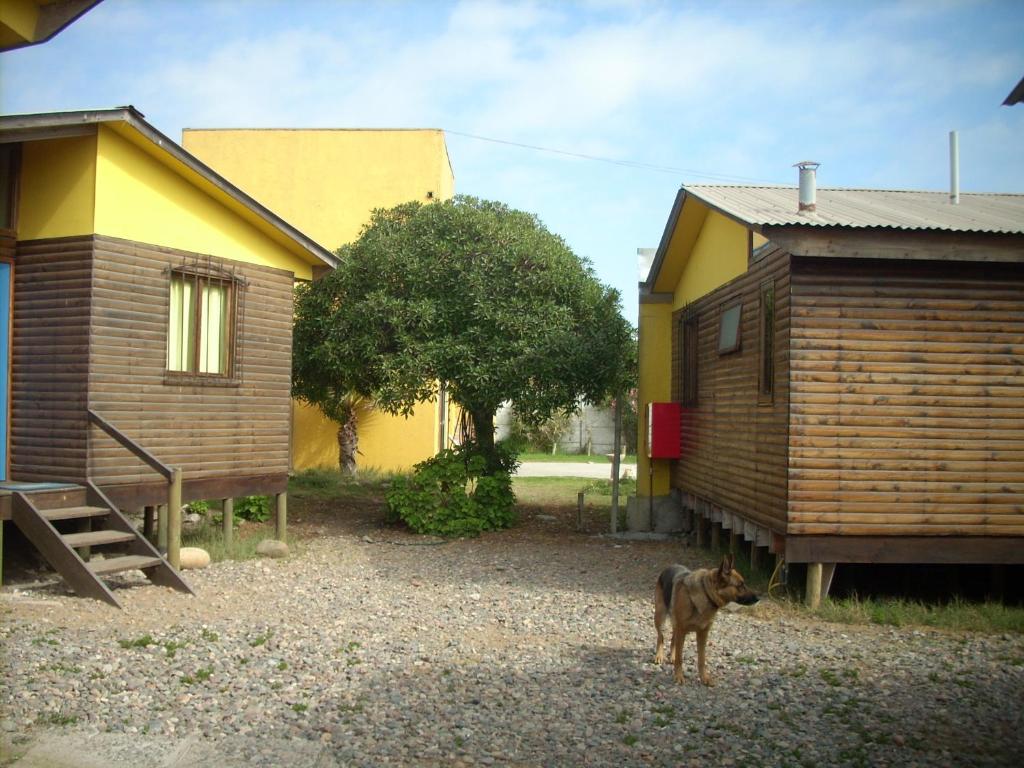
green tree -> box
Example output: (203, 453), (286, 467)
(292, 195), (634, 474)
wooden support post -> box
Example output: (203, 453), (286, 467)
(821, 563), (836, 600)
(576, 492), (584, 532)
(275, 492), (287, 541)
(696, 513), (707, 549)
(157, 504), (168, 555)
(76, 516), (92, 562)
(222, 498), (234, 552)
(990, 565), (1006, 602)
(710, 523), (721, 552)
(610, 394), (622, 535)
(0, 520), (4, 588)
(168, 467), (182, 570)
(729, 530), (740, 555)
(749, 542), (761, 573)
(806, 562), (823, 609)
(143, 505), (155, 542)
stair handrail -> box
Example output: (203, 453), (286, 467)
(87, 409), (173, 480)
(86, 408), (183, 569)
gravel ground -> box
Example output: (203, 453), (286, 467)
(1, 502), (1023, 767)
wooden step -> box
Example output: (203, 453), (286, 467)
(87, 555), (163, 576)
(62, 530), (137, 548)
(40, 506), (110, 522)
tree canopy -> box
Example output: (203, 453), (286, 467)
(292, 195), (635, 469)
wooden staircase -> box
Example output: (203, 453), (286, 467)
(10, 481), (194, 608)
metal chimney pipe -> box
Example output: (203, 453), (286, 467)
(949, 130), (960, 205)
(794, 161), (820, 212)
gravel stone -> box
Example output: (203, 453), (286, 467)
(2, 506), (1023, 767)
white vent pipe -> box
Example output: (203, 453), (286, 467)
(949, 131), (960, 205)
(794, 161), (820, 212)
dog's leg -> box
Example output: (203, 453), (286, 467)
(654, 585), (667, 664)
(696, 628), (713, 687)
(671, 629), (687, 684)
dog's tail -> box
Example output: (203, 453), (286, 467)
(658, 565), (690, 610)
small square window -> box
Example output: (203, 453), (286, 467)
(717, 301), (742, 355)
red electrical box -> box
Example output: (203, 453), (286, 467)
(646, 402), (681, 459)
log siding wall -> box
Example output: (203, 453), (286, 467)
(670, 246), (792, 533)
(787, 257), (1024, 537)
(11, 236), (93, 482)
(87, 236), (294, 487)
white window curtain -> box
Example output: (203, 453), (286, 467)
(199, 282), (228, 374)
(167, 275), (196, 372)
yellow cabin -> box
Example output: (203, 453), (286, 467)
(182, 128), (458, 473)
(0, 107), (335, 605)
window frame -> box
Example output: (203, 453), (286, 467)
(164, 264), (242, 385)
(681, 312), (699, 408)
(0, 143), (21, 238)
(716, 298), (743, 355)
(758, 278), (775, 402)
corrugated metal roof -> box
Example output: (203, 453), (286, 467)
(685, 185), (1024, 235)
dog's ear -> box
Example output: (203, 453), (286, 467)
(719, 554), (733, 577)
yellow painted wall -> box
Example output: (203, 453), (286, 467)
(637, 208), (753, 498)
(18, 134), (97, 239)
(672, 211), (749, 310)
(184, 128), (456, 472)
(637, 300), (673, 496)
(182, 129), (453, 251)
(0, 0), (39, 47)
(94, 126), (314, 279)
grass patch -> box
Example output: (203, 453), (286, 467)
(181, 519), (291, 563)
(513, 476), (635, 507)
(517, 452), (637, 464)
(249, 630), (273, 648)
(118, 634), (155, 649)
(811, 595), (1024, 634)
(289, 467), (398, 500)
(163, 640), (187, 658)
(39, 712), (79, 726)
(180, 667), (213, 685)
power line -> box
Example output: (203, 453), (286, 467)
(444, 129), (787, 185)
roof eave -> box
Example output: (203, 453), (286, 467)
(642, 187), (687, 292)
(0, 107), (338, 270)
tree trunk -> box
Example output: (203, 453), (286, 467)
(337, 409), (358, 475)
(471, 409), (499, 474)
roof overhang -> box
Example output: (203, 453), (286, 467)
(644, 185), (1024, 294)
(0, 0), (103, 52)
(644, 186), (754, 294)
(0, 107), (338, 269)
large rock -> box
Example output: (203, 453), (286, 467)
(179, 547), (211, 570)
(256, 539), (289, 559)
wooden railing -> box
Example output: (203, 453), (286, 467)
(87, 409), (183, 569)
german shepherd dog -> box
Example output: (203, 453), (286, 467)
(654, 554), (758, 686)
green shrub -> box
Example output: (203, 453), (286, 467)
(235, 495), (271, 523)
(386, 446), (517, 537)
(185, 499), (210, 516)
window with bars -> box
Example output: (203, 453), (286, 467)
(681, 313), (699, 407)
(166, 268), (239, 379)
(0, 143), (19, 234)
(758, 279), (775, 400)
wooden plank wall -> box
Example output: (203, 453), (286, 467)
(87, 236), (294, 487)
(11, 236), (92, 482)
(670, 246), (791, 533)
(788, 257), (1024, 537)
